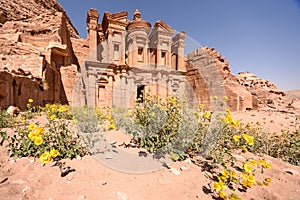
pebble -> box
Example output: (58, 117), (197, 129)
(76, 155), (82, 160)
(13, 179), (26, 184)
(29, 159), (35, 163)
(184, 158), (192, 164)
(169, 168), (181, 176)
(105, 152), (113, 159)
(180, 166), (188, 171)
(117, 192), (129, 200)
(22, 186), (30, 192)
(78, 195), (86, 200)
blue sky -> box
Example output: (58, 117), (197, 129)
(57, 0), (300, 90)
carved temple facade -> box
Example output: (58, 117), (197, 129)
(77, 8), (254, 111)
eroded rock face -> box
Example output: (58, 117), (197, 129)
(236, 72), (294, 110)
(186, 47), (253, 111)
(0, 0), (79, 110)
(0, 0), (79, 38)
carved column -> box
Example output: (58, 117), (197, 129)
(132, 37), (138, 67)
(87, 68), (97, 106)
(107, 30), (114, 63)
(87, 9), (99, 61)
(120, 32), (126, 65)
(107, 75), (114, 107)
(157, 48), (162, 66)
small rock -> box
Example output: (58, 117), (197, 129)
(105, 152), (113, 159)
(76, 155), (82, 160)
(184, 158), (192, 164)
(169, 168), (181, 176)
(102, 181), (107, 185)
(117, 192), (129, 200)
(13, 179), (26, 184)
(180, 166), (188, 171)
(285, 169), (299, 176)
(78, 195), (86, 200)
(22, 186), (30, 192)
(29, 159), (35, 163)
(7, 106), (19, 116)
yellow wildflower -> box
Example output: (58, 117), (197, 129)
(28, 131), (37, 141)
(214, 181), (225, 192)
(50, 105), (57, 112)
(242, 134), (254, 146)
(265, 178), (272, 183)
(40, 151), (52, 164)
(232, 120), (239, 127)
(231, 171), (237, 179)
(249, 159), (258, 166)
(242, 145), (248, 153)
(50, 114), (56, 120)
(27, 124), (37, 130)
(50, 149), (59, 158)
(35, 127), (44, 135)
(219, 191), (227, 200)
(233, 135), (241, 142)
(203, 111), (211, 119)
(34, 136), (43, 146)
(199, 103), (204, 109)
(243, 163), (252, 174)
(108, 123), (116, 130)
(213, 96), (218, 101)
(257, 181), (264, 186)
(241, 174), (255, 188)
(221, 169), (230, 179)
(247, 174), (255, 183)
(259, 159), (272, 169)
(223, 96), (228, 101)
(229, 193), (240, 200)
(169, 152), (179, 161)
(28, 99), (33, 103)
(58, 105), (68, 112)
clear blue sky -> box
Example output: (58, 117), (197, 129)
(57, 0), (300, 91)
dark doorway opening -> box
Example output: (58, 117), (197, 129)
(137, 85), (145, 103)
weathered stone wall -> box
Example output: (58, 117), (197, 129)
(0, 0), (79, 38)
(0, 63), (68, 110)
(186, 47), (254, 111)
(0, 0), (80, 109)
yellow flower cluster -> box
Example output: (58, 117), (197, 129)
(241, 173), (255, 188)
(258, 159), (272, 169)
(214, 169), (240, 200)
(232, 133), (254, 146)
(106, 115), (116, 130)
(27, 124), (44, 146)
(203, 111), (211, 120)
(214, 180), (226, 192)
(223, 109), (239, 127)
(242, 134), (254, 146)
(40, 149), (59, 164)
(44, 104), (69, 119)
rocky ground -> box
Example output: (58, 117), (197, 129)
(0, 110), (300, 200)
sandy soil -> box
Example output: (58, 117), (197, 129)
(0, 111), (299, 200)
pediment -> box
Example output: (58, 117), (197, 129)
(104, 11), (128, 22)
(153, 20), (175, 34)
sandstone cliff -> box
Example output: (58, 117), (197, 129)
(187, 46), (253, 111)
(0, 0), (79, 38)
(0, 0), (78, 109)
(236, 72), (297, 111)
